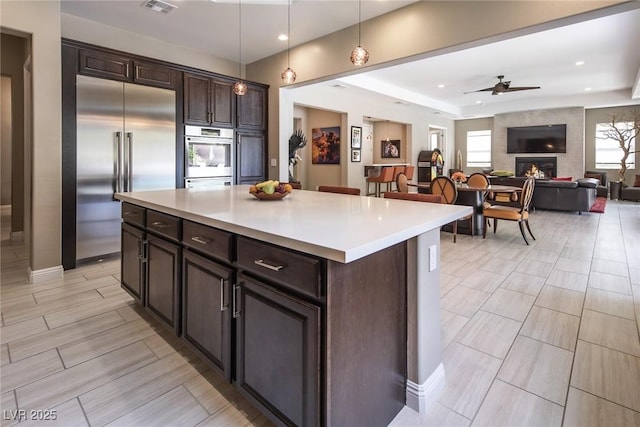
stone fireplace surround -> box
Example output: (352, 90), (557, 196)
(493, 107), (585, 180)
(515, 157), (557, 179)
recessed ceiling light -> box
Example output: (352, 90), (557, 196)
(278, 34), (288, 41)
(575, 61), (585, 66)
(584, 87), (592, 91)
(331, 84), (347, 89)
(437, 84), (445, 88)
(476, 100), (483, 105)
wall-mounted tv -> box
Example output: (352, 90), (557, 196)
(507, 124), (567, 154)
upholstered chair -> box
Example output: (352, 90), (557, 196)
(482, 176), (536, 245)
(430, 176), (473, 243)
(318, 185), (361, 196)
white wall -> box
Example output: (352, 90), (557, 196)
(284, 83), (455, 194)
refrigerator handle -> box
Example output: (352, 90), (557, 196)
(114, 132), (122, 196)
(125, 132), (133, 192)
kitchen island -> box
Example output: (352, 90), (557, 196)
(115, 186), (472, 426)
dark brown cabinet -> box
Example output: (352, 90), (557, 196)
(236, 131), (266, 184)
(184, 72), (234, 127)
(182, 250), (233, 380)
(133, 61), (176, 89)
(121, 223), (145, 303)
(146, 234), (181, 334)
(237, 84), (267, 130)
(79, 48), (132, 82)
(235, 273), (321, 427)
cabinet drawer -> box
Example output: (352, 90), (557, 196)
(236, 237), (322, 299)
(146, 210), (181, 241)
(122, 203), (145, 227)
(183, 221), (233, 263)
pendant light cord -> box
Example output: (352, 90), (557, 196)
(357, 0), (362, 45)
(238, 0), (242, 78)
(287, 0), (291, 66)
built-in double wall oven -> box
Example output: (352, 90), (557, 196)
(185, 125), (234, 188)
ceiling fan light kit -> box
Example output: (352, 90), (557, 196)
(350, 0), (369, 66)
(465, 75), (540, 96)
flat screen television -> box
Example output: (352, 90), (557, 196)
(507, 124), (567, 154)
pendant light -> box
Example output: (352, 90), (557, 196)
(233, 0), (247, 96)
(281, 0), (296, 84)
(350, 0), (369, 66)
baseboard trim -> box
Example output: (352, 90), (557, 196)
(406, 363), (446, 414)
(28, 265), (64, 284)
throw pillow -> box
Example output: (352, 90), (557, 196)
(584, 173), (602, 185)
(491, 170), (514, 177)
(634, 174), (640, 187)
(552, 177), (573, 181)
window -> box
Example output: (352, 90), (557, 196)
(595, 122), (636, 169)
(466, 130), (491, 168)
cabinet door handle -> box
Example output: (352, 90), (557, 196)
(141, 240), (148, 263)
(151, 221), (168, 229)
(232, 284), (241, 318)
(254, 259), (285, 272)
(220, 279), (228, 311)
(191, 236), (212, 245)
(137, 239), (143, 259)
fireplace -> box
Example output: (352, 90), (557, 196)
(515, 157), (557, 179)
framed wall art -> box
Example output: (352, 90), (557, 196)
(311, 126), (341, 164)
(351, 126), (362, 149)
(381, 139), (401, 158)
(351, 149), (361, 162)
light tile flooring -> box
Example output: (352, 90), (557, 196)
(1, 201), (639, 426)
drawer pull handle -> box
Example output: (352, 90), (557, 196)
(220, 279), (228, 311)
(151, 221), (168, 229)
(254, 259), (285, 272)
(191, 236), (212, 245)
(232, 284), (241, 318)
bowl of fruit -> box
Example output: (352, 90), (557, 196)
(249, 180), (293, 200)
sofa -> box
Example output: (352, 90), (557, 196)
(620, 175), (640, 201)
(533, 178), (598, 214)
(584, 170), (608, 198)
(487, 176), (598, 214)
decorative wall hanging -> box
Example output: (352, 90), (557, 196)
(381, 139), (401, 158)
(312, 126), (341, 164)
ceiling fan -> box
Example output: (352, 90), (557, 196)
(465, 75), (540, 95)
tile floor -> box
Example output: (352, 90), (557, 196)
(1, 201), (639, 426)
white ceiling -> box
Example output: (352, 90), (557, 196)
(60, 1), (640, 119)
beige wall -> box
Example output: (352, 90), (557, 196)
(0, 33), (27, 232)
(585, 105), (640, 184)
(1, 0), (62, 272)
(247, 1), (625, 181)
(305, 109), (344, 190)
(372, 122), (409, 165)
(454, 117), (495, 175)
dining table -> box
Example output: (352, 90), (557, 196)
(416, 183), (523, 236)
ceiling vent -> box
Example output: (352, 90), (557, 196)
(141, 0), (177, 14)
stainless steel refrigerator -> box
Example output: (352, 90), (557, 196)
(76, 74), (176, 262)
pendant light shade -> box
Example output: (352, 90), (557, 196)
(281, 0), (296, 84)
(350, 0), (369, 66)
(234, 0), (246, 96)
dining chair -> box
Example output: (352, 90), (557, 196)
(467, 172), (493, 211)
(430, 176), (473, 243)
(366, 166), (395, 197)
(383, 191), (443, 204)
(404, 165), (415, 181)
(318, 185), (361, 195)
(396, 173), (409, 193)
(392, 166), (406, 191)
(482, 175), (536, 245)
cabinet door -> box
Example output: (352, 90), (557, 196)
(211, 79), (234, 127)
(121, 223), (145, 303)
(236, 131), (266, 184)
(235, 274), (320, 426)
(184, 73), (211, 125)
(237, 85), (267, 130)
(133, 61), (175, 89)
(182, 250), (233, 380)
(79, 49), (132, 82)
(146, 234), (181, 334)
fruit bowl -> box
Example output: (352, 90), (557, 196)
(251, 191), (289, 201)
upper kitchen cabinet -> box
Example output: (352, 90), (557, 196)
(184, 72), (234, 127)
(237, 84), (267, 130)
(133, 61), (176, 89)
(79, 48), (132, 82)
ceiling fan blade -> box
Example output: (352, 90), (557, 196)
(504, 86), (541, 92)
(463, 87), (495, 94)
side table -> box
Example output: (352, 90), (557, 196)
(609, 181), (622, 200)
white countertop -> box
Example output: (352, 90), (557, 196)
(116, 186), (472, 263)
